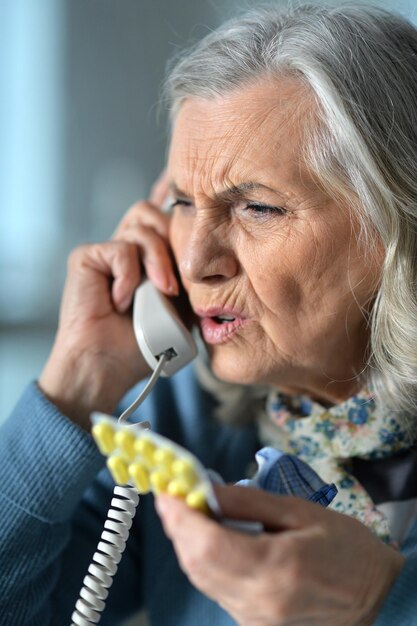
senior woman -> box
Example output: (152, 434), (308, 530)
(1, 3), (417, 625)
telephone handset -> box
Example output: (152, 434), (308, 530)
(132, 279), (197, 377)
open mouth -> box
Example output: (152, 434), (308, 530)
(199, 314), (246, 344)
(212, 315), (236, 324)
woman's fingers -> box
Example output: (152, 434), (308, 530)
(39, 240), (152, 428)
(156, 495), (264, 581)
(113, 199), (171, 240)
(112, 197), (177, 294)
(155, 494), (292, 623)
(40, 173), (175, 430)
(64, 241), (142, 318)
(155, 486), (325, 596)
(213, 485), (326, 531)
(114, 224), (178, 295)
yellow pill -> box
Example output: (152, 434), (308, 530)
(167, 478), (189, 497)
(150, 470), (170, 494)
(115, 430), (135, 460)
(92, 422), (115, 455)
(153, 447), (175, 468)
(129, 462), (150, 494)
(107, 456), (129, 485)
(134, 437), (156, 462)
(171, 459), (197, 486)
(171, 472), (196, 495)
(186, 490), (208, 512)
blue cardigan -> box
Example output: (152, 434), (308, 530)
(0, 364), (416, 625)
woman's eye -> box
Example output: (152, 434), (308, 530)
(169, 198), (192, 210)
(243, 203), (287, 217)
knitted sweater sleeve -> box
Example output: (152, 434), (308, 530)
(0, 383), (144, 626)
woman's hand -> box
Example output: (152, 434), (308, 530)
(39, 172), (177, 429)
(156, 486), (405, 626)
(112, 171), (179, 295)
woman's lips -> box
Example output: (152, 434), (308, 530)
(195, 308), (248, 344)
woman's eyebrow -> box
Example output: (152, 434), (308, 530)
(169, 181), (274, 201)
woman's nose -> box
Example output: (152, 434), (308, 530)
(178, 217), (238, 284)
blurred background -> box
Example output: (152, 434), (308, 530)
(1, 0), (416, 421)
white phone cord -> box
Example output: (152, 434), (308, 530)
(71, 485), (139, 626)
(71, 353), (168, 626)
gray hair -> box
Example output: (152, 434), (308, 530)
(164, 3), (417, 426)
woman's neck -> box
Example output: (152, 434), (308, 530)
(275, 378), (364, 407)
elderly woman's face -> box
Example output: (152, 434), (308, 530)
(167, 78), (382, 402)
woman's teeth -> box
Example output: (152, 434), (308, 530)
(213, 315), (236, 324)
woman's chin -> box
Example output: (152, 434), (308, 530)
(208, 353), (269, 386)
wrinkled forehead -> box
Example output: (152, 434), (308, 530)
(167, 77), (315, 196)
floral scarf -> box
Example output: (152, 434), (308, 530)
(258, 388), (411, 543)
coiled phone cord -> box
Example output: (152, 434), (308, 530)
(71, 486), (139, 626)
(71, 354), (168, 626)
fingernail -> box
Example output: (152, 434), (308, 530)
(151, 269), (170, 293)
(119, 295), (132, 312)
(167, 277), (179, 296)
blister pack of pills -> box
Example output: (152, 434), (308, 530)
(91, 412), (220, 514)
